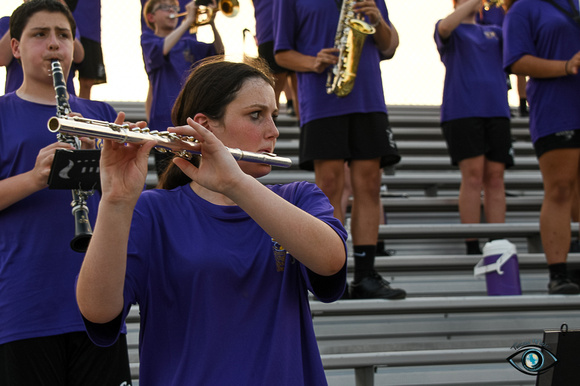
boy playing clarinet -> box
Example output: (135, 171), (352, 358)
(0, 1), (132, 384)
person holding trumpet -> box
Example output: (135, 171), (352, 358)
(76, 57), (348, 385)
(141, 0), (224, 176)
(435, 0), (514, 255)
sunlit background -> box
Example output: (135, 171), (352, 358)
(0, 0), (522, 108)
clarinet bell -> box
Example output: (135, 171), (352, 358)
(70, 200), (93, 253)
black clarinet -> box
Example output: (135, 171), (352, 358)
(51, 60), (93, 253)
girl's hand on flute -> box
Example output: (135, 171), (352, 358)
(169, 117), (246, 195)
(99, 112), (156, 205)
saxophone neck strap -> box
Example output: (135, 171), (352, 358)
(540, 0), (580, 26)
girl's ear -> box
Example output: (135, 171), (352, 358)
(192, 113), (212, 131)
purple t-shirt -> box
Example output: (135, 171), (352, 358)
(503, 0), (580, 143)
(273, 0), (390, 126)
(435, 21), (510, 122)
(83, 181), (347, 385)
(141, 32), (216, 131)
(72, 0), (101, 42)
(476, 6), (505, 26)
(253, 0), (274, 45)
(0, 92), (118, 345)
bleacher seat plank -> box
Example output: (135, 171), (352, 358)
(271, 139), (536, 157)
(367, 253), (580, 272)
(376, 222), (580, 253)
(377, 222), (549, 239)
(395, 155), (539, 171)
(376, 195), (543, 213)
(258, 170), (543, 193)
(322, 347), (512, 369)
(310, 295), (580, 317)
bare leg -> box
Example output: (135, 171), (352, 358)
(349, 158), (382, 246)
(571, 181), (580, 223)
(571, 182), (580, 252)
(273, 72), (288, 112)
(79, 78), (96, 100)
(348, 158), (405, 299)
(313, 159), (346, 224)
(538, 148), (580, 293)
(340, 163), (352, 224)
(288, 72), (299, 120)
(538, 149), (580, 265)
(145, 82), (152, 122)
(517, 75), (528, 117)
(482, 159), (506, 224)
(458, 156), (485, 254)
(458, 156), (485, 225)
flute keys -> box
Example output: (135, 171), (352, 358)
(176, 150), (193, 160)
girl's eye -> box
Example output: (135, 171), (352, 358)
(250, 111), (260, 119)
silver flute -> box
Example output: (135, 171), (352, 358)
(47, 116), (293, 168)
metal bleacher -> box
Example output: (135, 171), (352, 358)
(109, 102), (580, 386)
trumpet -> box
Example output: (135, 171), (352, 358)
(47, 116), (293, 168)
(169, 0), (239, 26)
(483, 0), (504, 10)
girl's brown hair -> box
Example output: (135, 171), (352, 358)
(157, 56), (274, 190)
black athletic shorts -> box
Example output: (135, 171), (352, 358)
(534, 129), (580, 159)
(299, 112), (401, 171)
(77, 37), (107, 84)
(441, 117), (514, 168)
(258, 40), (290, 74)
(0, 332), (132, 385)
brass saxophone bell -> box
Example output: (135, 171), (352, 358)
(326, 0), (376, 97)
(332, 19), (375, 97)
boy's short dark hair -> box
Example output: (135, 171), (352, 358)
(10, 0), (76, 42)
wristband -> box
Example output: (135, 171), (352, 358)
(565, 60), (572, 75)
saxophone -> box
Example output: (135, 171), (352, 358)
(326, 0), (376, 97)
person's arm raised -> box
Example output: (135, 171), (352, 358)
(437, 0), (482, 40)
